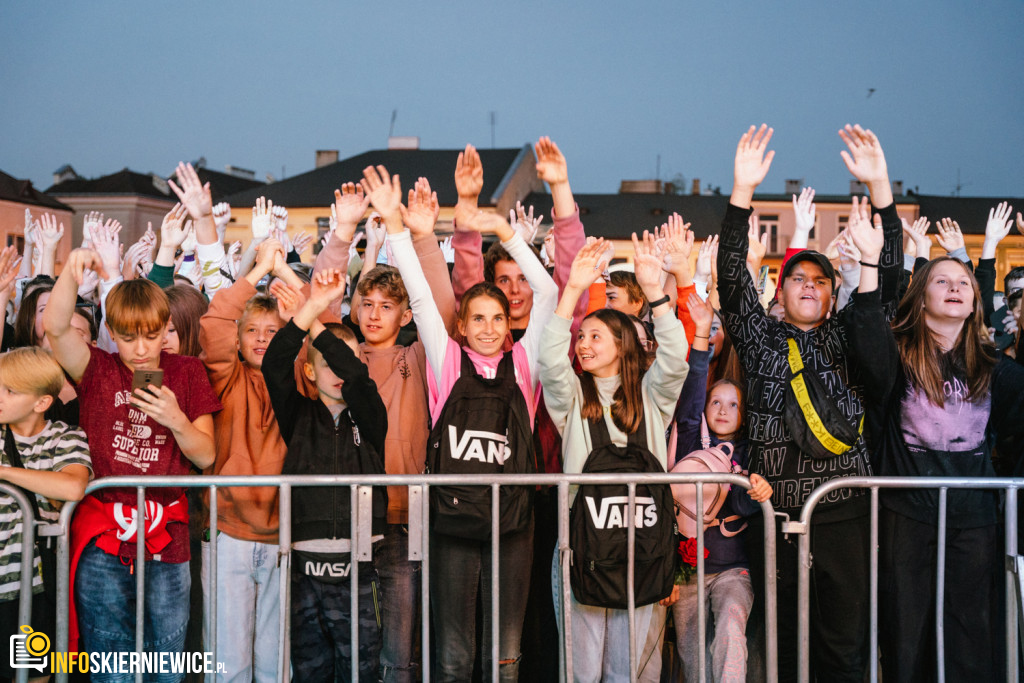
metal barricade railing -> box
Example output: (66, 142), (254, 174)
(51, 472), (777, 683)
(792, 476), (1024, 683)
(0, 482), (40, 683)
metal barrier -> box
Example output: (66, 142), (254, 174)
(792, 476), (1024, 683)
(0, 482), (40, 683)
(50, 472), (777, 683)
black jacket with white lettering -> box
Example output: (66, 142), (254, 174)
(716, 202), (902, 521)
(262, 321), (388, 542)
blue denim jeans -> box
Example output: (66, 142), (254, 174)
(430, 519), (533, 683)
(75, 539), (190, 683)
(376, 524), (421, 683)
(200, 533), (281, 683)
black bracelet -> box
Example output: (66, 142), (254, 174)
(858, 261), (879, 269)
(649, 295), (671, 308)
(694, 335), (709, 339)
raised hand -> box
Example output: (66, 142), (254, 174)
(180, 221), (197, 254)
(935, 218), (965, 254)
(309, 268), (348, 306)
(360, 165), (403, 227)
(732, 125), (775, 206)
(511, 202), (543, 244)
(90, 219), (123, 280)
(159, 203), (190, 256)
(123, 239), (153, 280)
(792, 187), (816, 237)
(694, 235), (718, 283)
(982, 201), (1014, 259)
(291, 231), (314, 256)
(37, 213), (65, 251)
(439, 235), (455, 264)
(838, 124), (888, 185)
(23, 209), (35, 242)
(64, 248), (110, 285)
(251, 238), (285, 280)
(269, 280), (305, 323)
(332, 182), (370, 242)
(846, 196), (883, 263)
(660, 212), (694, 276)
(226, 241), (243, 278)
(0, 246), (23, 292)
(168, 162), (213, 220)
(686, 291), (714, 331)
(272, 204), (289, 234)
(82, 211), (104, 245)
(565, 238), (609, 291)
(399, 176), (440, 239)
(746, 214), (768, 273)
(251, 197), (273, 240)
(631, 230), (666, 298)
(902, 216), (932, 259)
(1017, 212), (1024, 237)
(541, 232), (555, 267)
(462, 210), (514, 241)
(454, 144), (484, 201)
(213, 202), (231, 239)
(77, 268), (99, 299)
(535, 136), (569, 186)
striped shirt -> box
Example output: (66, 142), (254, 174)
(0, 421), (92, 602)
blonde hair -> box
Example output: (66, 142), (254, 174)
(0, 347), (65, 398)
(106, 279), (170, 336)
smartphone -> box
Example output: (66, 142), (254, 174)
(131, 368), (164, 394)
(756, 265), (770, 295)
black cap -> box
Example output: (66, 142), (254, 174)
(780, 250), (836, 290)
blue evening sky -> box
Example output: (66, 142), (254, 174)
(2, 0), (1022, 199)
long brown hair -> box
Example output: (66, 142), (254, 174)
(579, 308), (644, 434)
(165, 285), (209, 357)
(892, 257), (996, 407)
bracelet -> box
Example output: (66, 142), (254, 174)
(858, 261), (879, 268)
(649, 295), (671, 308)
(694, 335), (709, 339)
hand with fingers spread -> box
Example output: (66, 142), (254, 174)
(291, 231), (314, 256)
(156, 204), (190, 267)
(23, 209), (36, 242)
(360, 165), (403, 230)
(251, 197), (274, 241)
(982, 201), (1014, 259)
(686, 291), (715, 336)
(226, 241), (243, 278)
(399, 177), (440, 239)
(77, 269), (99, 300)
(0, 246), (23, 293)
(632, 231), (668, 306)
(660, 213), (695, 282)
(363, 215), (387, 261)
(168, 162), (213, 219)
(555, 238), (609, 318)
(461, 210), (514, 242)
(903, 216), (932, 260)
(269, 280), (305, 324)
(511, 202), (543, 244)
(835, 233), (862, 276)
(123, 240), (151, 280)
(37, 213), (65, 276)
(90, 219), (123, 282)
(82, 211), (103, 246)
(791, 187), (816, 249)
(694, 235), (718, 284)
(309, 268), (348, 308)
(846, 196), (883, 264)
(746, 214), (768, 276)
(213, 202), (231, 240)
(332, 182), (370, 242)
(180, 221), (197, 254)
(838, 124), (892, 207)
(439, 235), (455, 264)
(731, 124), (775, 208)
(935, 218), (965, 254)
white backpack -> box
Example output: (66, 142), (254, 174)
(670, 417), (746, 539)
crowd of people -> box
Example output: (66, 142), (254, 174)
(0, 124), (1022, 683)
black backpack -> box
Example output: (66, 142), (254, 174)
(569, 414), (677, 609)
(426, 349), (535, 540)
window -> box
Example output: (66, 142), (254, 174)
(759, 214), (780, 254)
(315, 218), (330, 255)
(6, 234), (25, 253)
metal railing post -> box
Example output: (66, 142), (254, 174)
(278, 483), (291, 683)
(762, 499), (778, 683)
(1006, 486), (1019, 683)
(796, 515), (812, 683)
(869, 487), (879, 683)
(135, 487), (145, 683)
(421, 483), (431, 683)
(350, 484), (360, 683)
(935, 488), (947, 683)
(696, 483), (706, 683)
(491, 482), (501, 681)
(558, 481), (572, 683)
(626, 483), (637, 682)
(208, 484), (218, 671)
(0, 485), (37, 683)
(55, 499), (77, 683)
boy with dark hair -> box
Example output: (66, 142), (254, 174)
(43, 249), (220, 673)
(263, 269), (388, 681)
(0, 347), (91, 683)
(717, 124), (902, 681)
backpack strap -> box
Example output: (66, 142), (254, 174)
(3, 426), (41, 522)
(786, 338), (864, 453)
(700, 414), (711, 450)
(586, 411), (649, 451)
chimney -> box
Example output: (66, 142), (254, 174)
(663, 182), (676, 195)
(891, 180), (904, 195)
(315, 150), (339, 168)
(224, 165), (256, 180)
(52, 164), (79, 186)
(387, 136), (420, 150)
(850, 180), (867, 195)
(691, 179), (701, 195)
(619, 180), (662, 194)
(785, 179), (802, 195)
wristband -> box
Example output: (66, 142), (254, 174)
(182, 254), (196, 263)
(858, 261), (879, 269)
(648, 295), (671, 308)
(694, 335), (709, 339)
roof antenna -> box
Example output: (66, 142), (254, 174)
(389, 109), (397, 138)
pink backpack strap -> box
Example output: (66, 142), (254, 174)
(700, 414), (711, 450)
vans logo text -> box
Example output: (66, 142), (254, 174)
(584, 496), (658, 529)
(448, 426), (510, 464)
